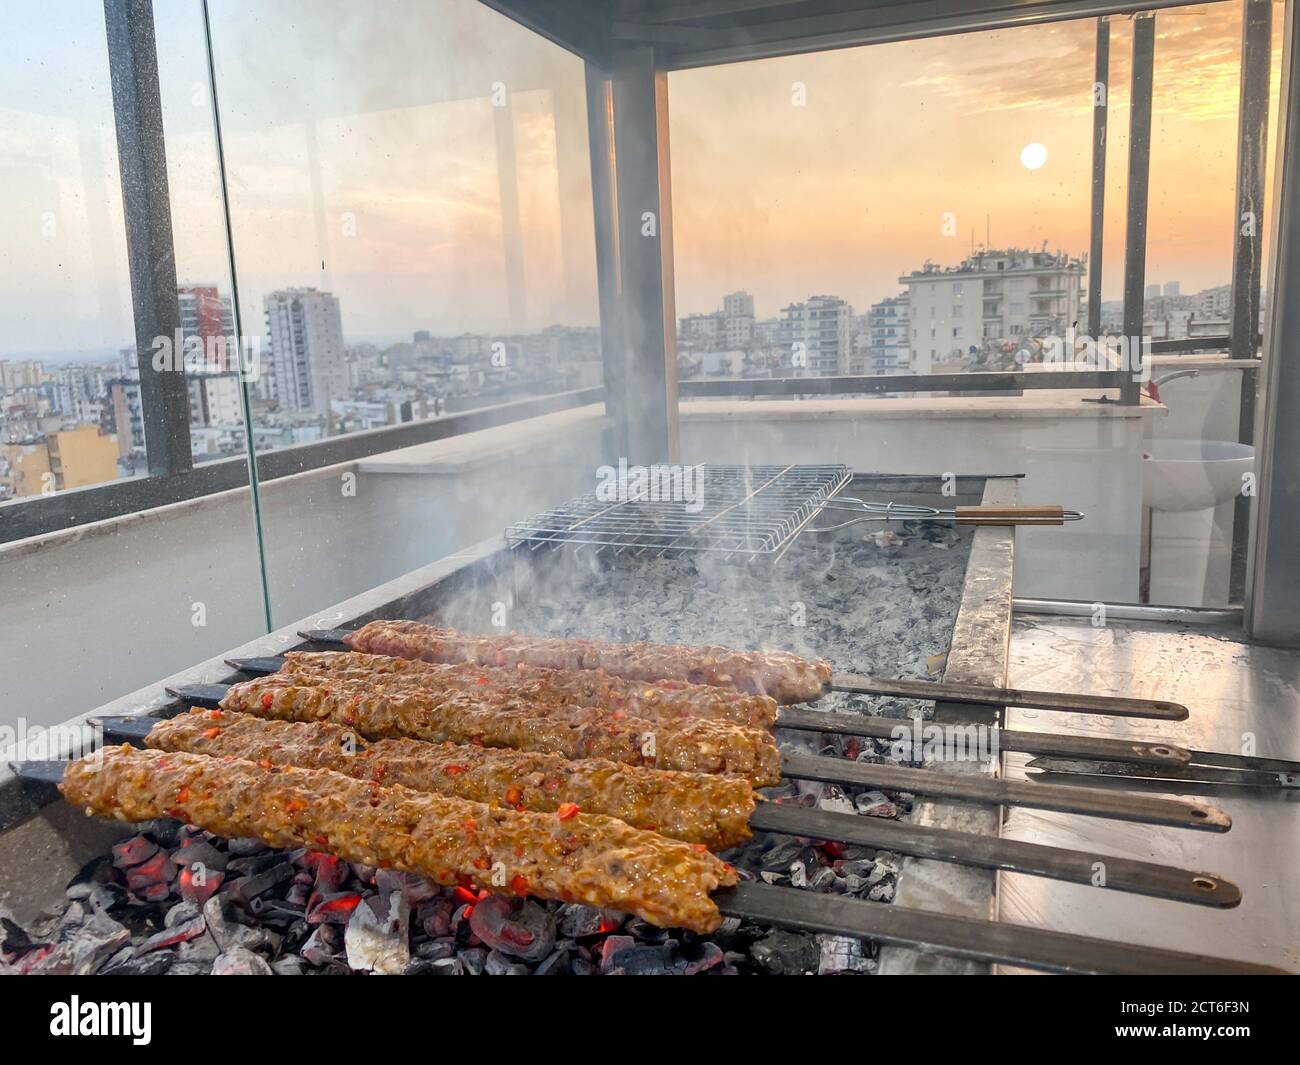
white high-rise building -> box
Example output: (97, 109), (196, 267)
(900, 248), (1085, 368)
(263, 288), (349, 414)
(867, 294), (912, 375)
(722, 290), (755, 348)
(780, 295), (854, 375)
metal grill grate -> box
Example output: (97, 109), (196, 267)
(505, 463), (852, 562)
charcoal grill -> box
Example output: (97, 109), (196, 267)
(2, 473), (1293, 976)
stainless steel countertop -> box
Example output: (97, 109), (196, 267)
(999, 615), (1300, 973)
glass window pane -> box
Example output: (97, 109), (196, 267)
(204, 0), (602, 626)
(0, 0), (268, 735)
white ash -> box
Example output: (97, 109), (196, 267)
(427, 519), (975, 970)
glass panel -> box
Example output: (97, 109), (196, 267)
(0, 0), (267, 737)
(0, 0), (136, 495)
(667, 2), (1280, 608)
(203, 0), (602, 626)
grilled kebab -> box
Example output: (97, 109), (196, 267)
(343, 619), (832, 704)
(219, 672), (783, 786)
(61, 745), (738, 933)
(149, 708), (756, 850)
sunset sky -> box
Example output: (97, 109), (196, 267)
(0, 0), (1282, 358)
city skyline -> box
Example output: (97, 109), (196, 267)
(1, 2), (1280, 359)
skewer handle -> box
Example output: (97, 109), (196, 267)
(954, 505), (1065, 525)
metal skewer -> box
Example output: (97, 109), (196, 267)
(9, 735), (1244, 911)
(813, 498), (1085, 528)
(223, 658), (1190, 770)
(716, 883), (1285, 976)
(0, 756), (1275, 976)
(286, 635), (1193, 721)
(161, 683), (1231, 833)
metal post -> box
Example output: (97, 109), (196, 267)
(584, 49), (679, 464)
(1247, 0), (1300, 646)
(1119, 12), (1155, 405)
(1230, 0), (1272, 602)
(1086, 17), (1109, 339)
(103, 0), (192, 475)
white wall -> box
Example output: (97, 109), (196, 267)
(0, 408), (609, 730)
(678, 396), (1152, 603)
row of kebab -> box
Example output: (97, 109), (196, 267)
(60, 620), (838, 935)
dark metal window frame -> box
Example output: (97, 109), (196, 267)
(2, 1), (1273, 594)
(0, 2), (604, 548)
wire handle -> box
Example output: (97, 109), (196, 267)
(955, 505), (1074, 526)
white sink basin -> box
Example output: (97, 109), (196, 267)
(1142, 439), (1254, 513)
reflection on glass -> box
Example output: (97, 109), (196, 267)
(668, 3), (1260, 382)
(0, 0), (135, 496)
(202, 0), (600, 455)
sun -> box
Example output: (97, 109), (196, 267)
(1020, 142), (1049, 170)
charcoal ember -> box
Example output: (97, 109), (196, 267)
(349, 863), (378, 884)
(450, 902), (473, 932)
(866, 854), (900, 885)
(248, 898), (305, 927)
(212, 946), (274, 975)
(301, 924), (343, 967)
(203, 895), (280, 955)
(817, 790), (856, 815)
(102, 950), (174, 976)
(13, 944), (72, 975)
(285, 880), (311, 907)
(457, 947), (488, 975)
(173, 839), (227, 873)
(483, 950), (530, 976)
(855, 791), (900, 818)
(65, 855), (118, 900)
(1, 914), (44, 963)
(344, 891), (410, 975)
(124, 850), (177, 898)
(164, 900), (202, 927)
(56, 899), (89, 936)
(840, 874), (869, 895)
(137, 913), (207, 955)
(600, 936), (723, 976)
(468, 896), (555, 962)
(415, 939), (455, 961)
(85, 883), (128, 914)
(570, 956), (596, 976)
(533, 947), (571, 976)
(225, 861), (293, 905)
(178, 866), (225, 906)
(375, 869), (437, 905)
(307, 892), (364, 925)
(177, 932), (222, 963)
(833, 858), (874, 878)
(623, 917), (673, 944)
(225, 837), (267, 857)
(759, 871), (788, 885)
(758, 838), (807, 871)
(68, 912), (131, 975)
(867, 882), (895, 902)
(557, 903), (622, 939)
(169, 961), (214, 975)
(417, 896), (453, 938)
(750, 929), (820, 975)
(304, 851), (345, 895)
(407, 957), (464, 975)
(272, 955), (306, 976)
(112, 836), (159, 870)
(817, 934), (876, 975)
(809, 867), (838, 892)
